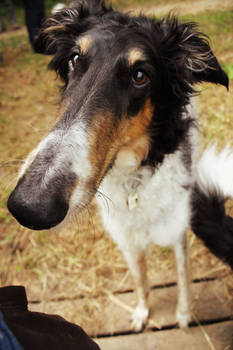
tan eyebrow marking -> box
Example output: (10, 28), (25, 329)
(78, 35), (93, 55)
(128, 48), (145, 66)
(43, 24), (66, 34)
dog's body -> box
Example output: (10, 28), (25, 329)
(7, 0), (233, 331)
(96, 104), (196, 329)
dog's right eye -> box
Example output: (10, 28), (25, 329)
(132, 70), (149, 87)
(69, 54), (80, 70)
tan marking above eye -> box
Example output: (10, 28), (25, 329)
(128, 48), (145, 66)
(43, 24), (66, 34)
(77, 35), (93, 55)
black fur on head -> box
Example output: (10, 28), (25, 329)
(37, 0), (109, 50)
(34, 0), (228, 163)
(35, 0), (228, 89)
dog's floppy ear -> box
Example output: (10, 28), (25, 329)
(158, 18), (229, 94)
(34, 0), (109, 55)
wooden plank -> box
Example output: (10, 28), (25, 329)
(29, 280), (232, 337)
(95, 321), (233, 350)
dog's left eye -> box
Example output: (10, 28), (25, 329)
(69, 54), (80, 70)
(132, 70), (149, 86)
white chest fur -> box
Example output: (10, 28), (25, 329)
(96, 147), (194, 252)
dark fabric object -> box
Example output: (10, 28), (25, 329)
(0, 286), (100, 350)
(0, 312), (23, 350)
(23, 0), (45, 50)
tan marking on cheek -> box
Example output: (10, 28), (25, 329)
(88, 113), (123, 186)
(116, 135), (150, 169)
(117, 99), (154, 166)
(128, 48), (145, 66)
(125, 99), (154, 141)
(78, 35), (92, 55)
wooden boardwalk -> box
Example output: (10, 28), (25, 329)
(96, 322), (233, 350)
(29, 276), (233, 349)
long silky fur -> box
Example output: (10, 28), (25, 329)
(192, 186), (233, 269)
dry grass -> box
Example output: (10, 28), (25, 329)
(0, 7), (232, 331)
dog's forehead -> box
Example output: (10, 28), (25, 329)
(76, 25), (150, 64)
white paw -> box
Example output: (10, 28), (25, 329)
(131, 305), (149, 332)
(176, 308), (192, 328)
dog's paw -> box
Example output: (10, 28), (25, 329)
(131, 305), (149, 332)
(176, 308), (192, 328)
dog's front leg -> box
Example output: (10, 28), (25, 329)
(174, 233), (191, 328)
(122, 248), (149, 332)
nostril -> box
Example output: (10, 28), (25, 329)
(7, 188), (69, 230)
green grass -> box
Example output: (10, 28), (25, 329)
(0, 33), (48, 70)
(0, 35), (27, 50)
(222, 62), (233, 80)
(181, 10), (233, 38)
(0, 0), (64, 26)
(109, 0), (188, 9)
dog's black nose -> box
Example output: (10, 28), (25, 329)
(7, 183), (68, 230)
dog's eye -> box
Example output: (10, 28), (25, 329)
(132, 70), (149, 86)
(69, 54), (80, 70)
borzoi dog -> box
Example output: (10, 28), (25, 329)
(7, 0), (233, 331)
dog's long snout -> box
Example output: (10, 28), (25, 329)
(7, 179), (69, 230)
(7, 125), (92, 230)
